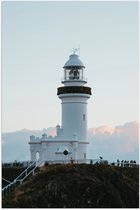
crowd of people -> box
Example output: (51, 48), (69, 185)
(117, 159), (137, 167)
(2, 158), (138, 168)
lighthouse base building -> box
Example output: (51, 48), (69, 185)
(29, 51), (92, 164)
(29, 130), (88, 163)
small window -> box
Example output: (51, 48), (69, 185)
(84, 153), (86, 159)
(36, 151), (40, 160)
(83, 114), (85, 121)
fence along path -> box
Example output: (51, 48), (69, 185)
(2, 160), (43, 198)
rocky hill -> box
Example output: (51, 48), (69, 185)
(2, 163), (139, 208)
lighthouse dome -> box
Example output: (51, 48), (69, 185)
(63, 54), (85, 69)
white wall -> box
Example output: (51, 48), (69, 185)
(60, 94), (90, 141)
(29, 140), (89, 163)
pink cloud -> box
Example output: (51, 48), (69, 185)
(47, 128), (56, 137)
(89, 121), (138, 140)
(89, 125), (114, 135)
(114, 121), (139, 143)
(88, 121), (139, 161)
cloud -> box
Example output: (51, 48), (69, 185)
(87, 121), (139, 163)
(45, 127), (56, 137)
(89, 125), (114, 136)
(2, 121), (139, 163)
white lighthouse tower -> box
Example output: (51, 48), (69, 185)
(29, 51), (92, 163)
(57, 51), (92, 159)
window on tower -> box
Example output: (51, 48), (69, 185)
(84, 153), (86, 159)
(83, 114), (85, 121)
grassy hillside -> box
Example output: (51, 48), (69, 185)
(2, 163), (139, 208)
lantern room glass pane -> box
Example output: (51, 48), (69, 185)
(64, 67), (85, 81)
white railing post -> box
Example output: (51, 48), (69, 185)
(26, 169), (27, 176)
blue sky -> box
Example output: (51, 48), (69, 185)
(2, 1), (139, 132)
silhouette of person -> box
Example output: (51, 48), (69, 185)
(70, 157), (74, 164)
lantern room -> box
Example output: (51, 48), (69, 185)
(62, 53), (87, 83)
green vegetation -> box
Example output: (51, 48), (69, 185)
(2, 163), (139, 208)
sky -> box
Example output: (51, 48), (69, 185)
(2, 1), (139, 133)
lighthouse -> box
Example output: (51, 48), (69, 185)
(29, 51), (92, 163)
(57, 51), (92, 159)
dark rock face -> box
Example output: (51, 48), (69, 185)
(2, 164), (139, 208)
